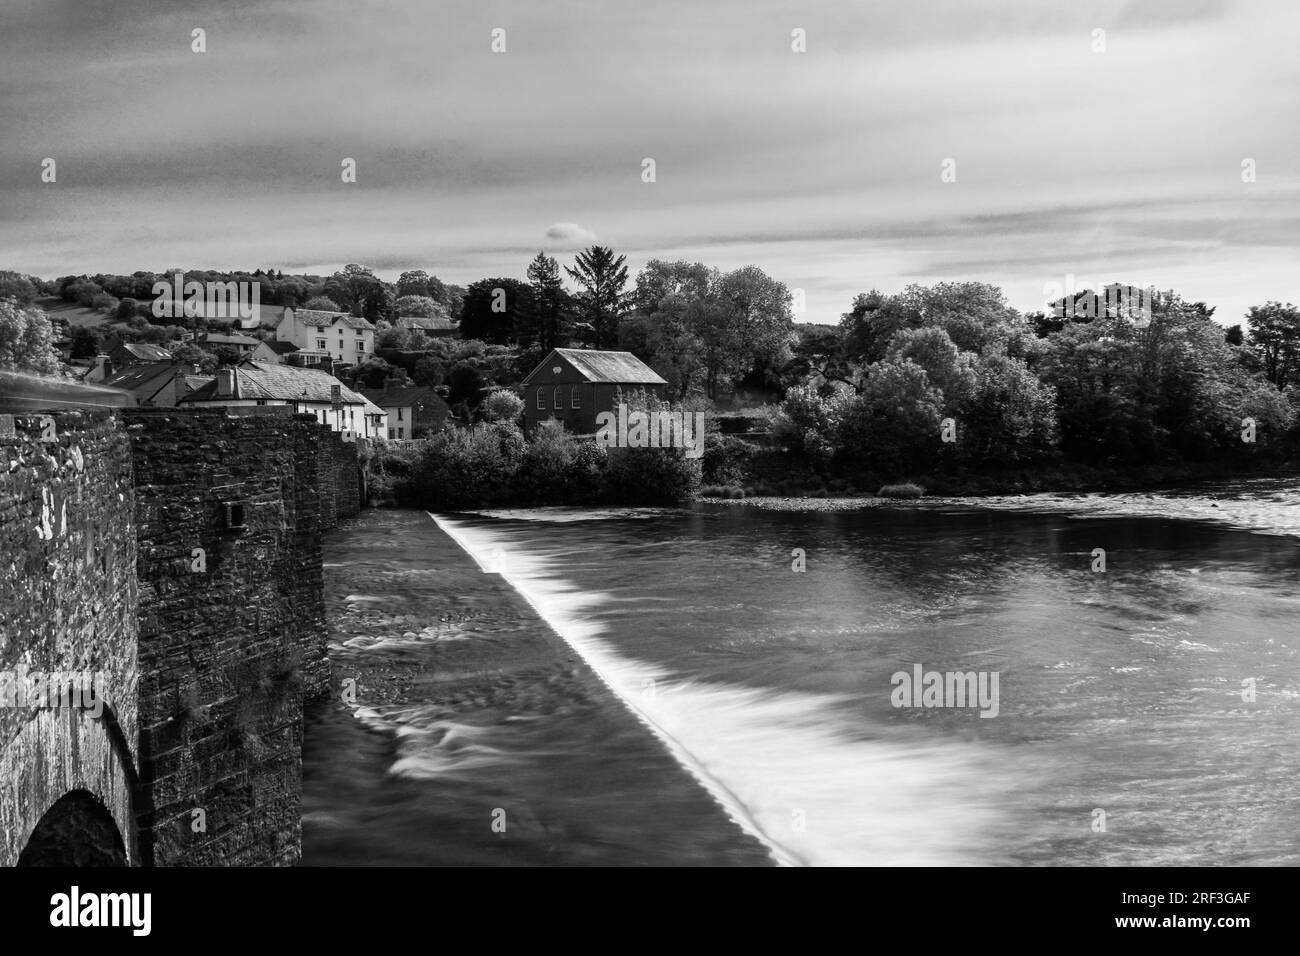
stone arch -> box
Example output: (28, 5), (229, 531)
(0, 703), (140, 866)
(17, 789), (127, 866)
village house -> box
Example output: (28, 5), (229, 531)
(99, 361), (213, 407)
(82, 342), (174, 383)
(395, 314), (457, 338)
(180, 360), (381, 440)
(273, 307), (375, 368)
(191, 330), (280, 363)
(360, 369), (451, 440)
(521, 348), (667, 434)
(264, 340), (302, 364)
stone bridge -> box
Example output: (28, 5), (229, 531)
(0, 399), (358, 866)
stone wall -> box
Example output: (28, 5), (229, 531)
(0, 405), (348, 867)
(125, 408), (330, 866)
(0, 411), (141, 866)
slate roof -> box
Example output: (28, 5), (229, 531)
(524, 349), (667, 385)
(118, 342), (174, 362)
(291, 308), (376, 331)
(101, 362), (180, 403)
(181, 361), (368, 405)
(360, 384), (449, 411)
(266, 340), (299, 355)
(200, 332), (261, 347)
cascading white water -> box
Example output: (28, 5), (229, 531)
(431, 512), (1017, 867)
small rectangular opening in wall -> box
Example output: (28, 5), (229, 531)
(223, 502), (247, 531)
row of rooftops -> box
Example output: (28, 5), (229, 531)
(81, 347), (665, 419)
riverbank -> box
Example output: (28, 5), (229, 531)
(302, 509), (775, 865)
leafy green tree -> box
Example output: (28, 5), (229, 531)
(397, 270), (435, 299)
(394, 295), (444, 318)
(692, 265), (795, 400)
(69, 325), (102, 359)
(0, 271), (38, 304)
(0, 300), (62, 374)
(481, 388), (525, 422)
(1246, 301), (1300, 390)
(834, 357), (944, 478)
(459, 278), (531, 345)
(303, 296), (341, 312)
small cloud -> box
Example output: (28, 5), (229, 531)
(544, 222), (597, 245)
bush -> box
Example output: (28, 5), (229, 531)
(604, 443), (700, 503)
(512, 421), (604, 503)
(91, 292), (120, 312)
(481, 388), (524, 423)
(702, 432), (758, 486)
(401, 422), (524, 509)
(877, 482), (925, 498)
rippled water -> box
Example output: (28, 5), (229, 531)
(304, 482), (1300, 866)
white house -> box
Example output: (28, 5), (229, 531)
(179, 360), (380, 440)
(273, 307), (376, 367)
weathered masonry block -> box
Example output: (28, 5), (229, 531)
(0, 403), (342, 868)
(126, 408), (330, 866)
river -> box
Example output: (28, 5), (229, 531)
(303, 484), (1300, 866)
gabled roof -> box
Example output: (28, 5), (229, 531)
(290, 308), (376, 331)
(200, 331), (261, 347)
(266, 340), (299, 355)
(180, 361), (368, 405)
(523, 348), (667, 385)
(360, 383), (449, 411)
(101, 361), (180, 402)
(117, 342), (173, 362)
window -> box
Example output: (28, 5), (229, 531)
(536, 387), (545, 410)
(356, 330), (364, 337)
(317, 339), (326, 349)
(388, 428), (394, 439)
(571, 386), (580, 409)
(357, 343), (365, 354)
(397, 408), (404, 421)
(316, 326), (324, 333)
(397, 427), (405, 438)
(554, 387), (562, 410)
(223, 502), (246, 531)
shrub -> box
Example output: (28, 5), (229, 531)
(604, 443), (700, 503)
(481, 388), (524, 423)
(702, 432), (758, 486)
(512, 421), (604, 504)
(402, 422), (524, 509)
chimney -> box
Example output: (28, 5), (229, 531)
(217, 368), (238, 398)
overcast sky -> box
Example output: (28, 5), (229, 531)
(2, 0), (1297, 324)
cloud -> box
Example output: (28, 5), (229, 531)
(544, 222), (597, 246)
